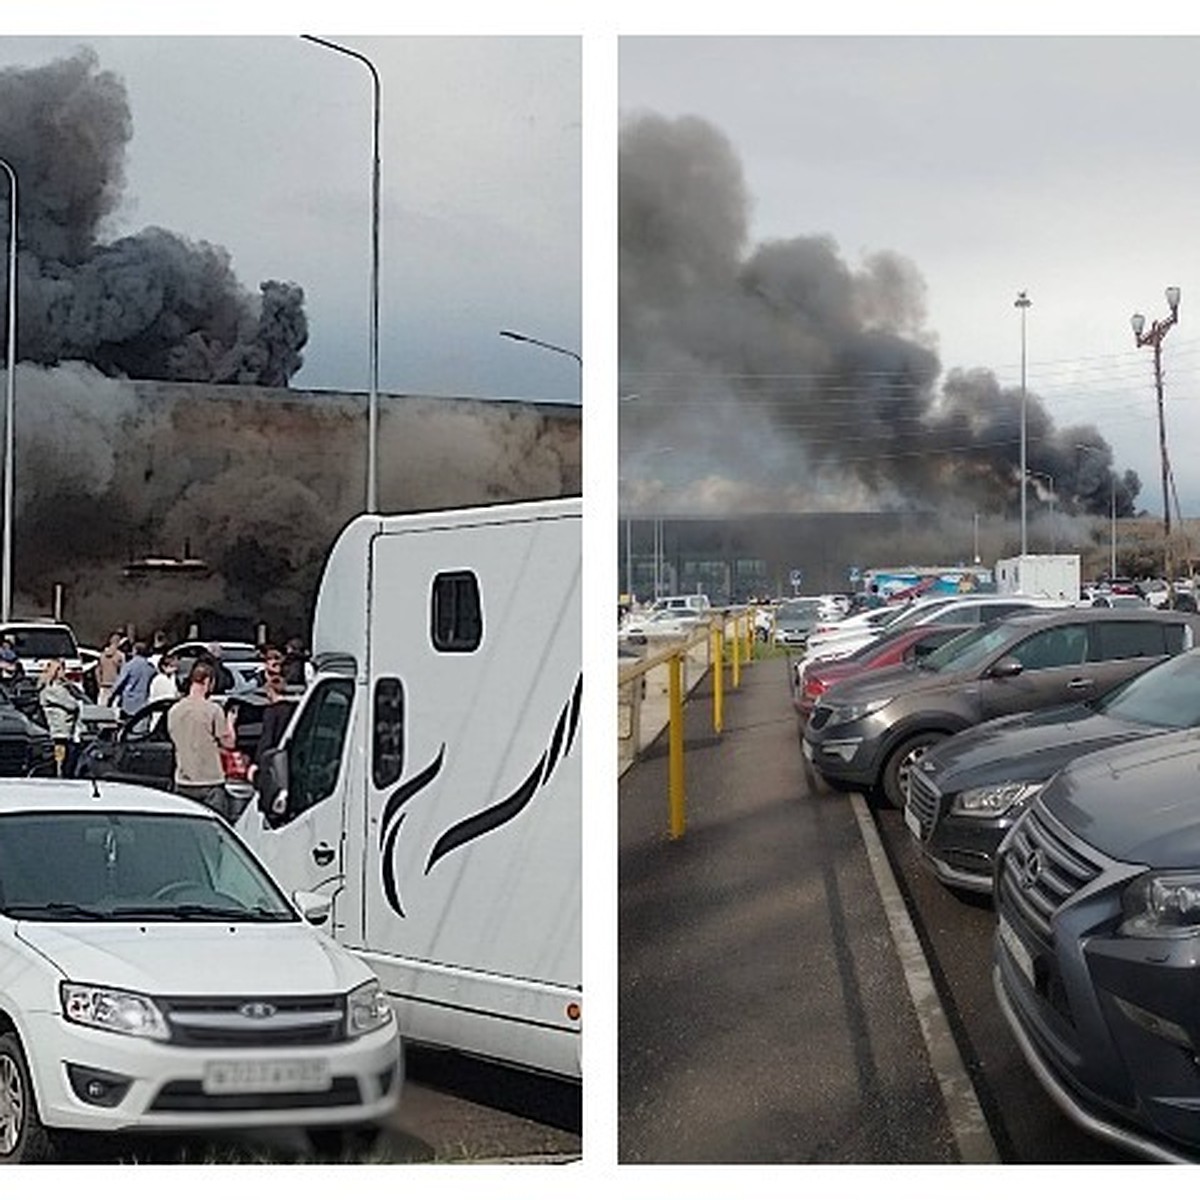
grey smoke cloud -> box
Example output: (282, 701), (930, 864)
(0, 48), (307, 386)
(619, 110), (1137, 519)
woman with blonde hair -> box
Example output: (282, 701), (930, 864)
(38, 658), (82, 777)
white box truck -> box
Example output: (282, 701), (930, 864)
(994, 553), (1081, 600)
(236, 497), (581, 1081)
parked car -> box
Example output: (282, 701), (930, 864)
(773, 598), (825, 648)
(1089, 593), (1148, 609)
(618, 608), (710, 643)
(168, 641), (261, 694)
(0, 778), (401, 1162)
(74, 692), (285, 811)
(794, 623), (973, 728)
(905, 647), (1200, 895)
(993, 732), (1200, 1161)
(798, 594), (1069, 685)
(0, 622), (86, 690)
(802, 607), (1200, 809)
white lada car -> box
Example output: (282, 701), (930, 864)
(0, 780), (401, 1163)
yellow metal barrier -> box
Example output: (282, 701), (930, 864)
(618, 608), (754, 837)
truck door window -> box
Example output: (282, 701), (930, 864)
(372, 678), (404, 789)
(431, 571), (483, 652)
(286, 678), (354, 817)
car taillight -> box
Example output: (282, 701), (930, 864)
(805, 679), (826, 699)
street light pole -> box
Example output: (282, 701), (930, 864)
(1132, 287), (1180, 585)
(302, 35), (381, 514)
(1015, 291), (1032, 556)
(499, 329), (582, 399)
(0, 158), (16, 623)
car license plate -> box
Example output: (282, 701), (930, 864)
(203, 1058), (331, 1094)
(802, 739), (814, 763)
(997, 914), (1035, 987)
(903, 805), (922, 840)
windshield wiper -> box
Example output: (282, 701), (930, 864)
(108, 903), (291, 922)
(3, 901), (112, 920)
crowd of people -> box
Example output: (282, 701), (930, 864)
(0, 631), (314, 823)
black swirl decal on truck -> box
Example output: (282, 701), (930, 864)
(379, 674), (581, 918)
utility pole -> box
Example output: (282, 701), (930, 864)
(1132, 286), (1181, 590)
(1015, 291), (1032, 556)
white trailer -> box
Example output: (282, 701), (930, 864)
(237, 497), (581, 1080)
(994, 553), (1081, 600)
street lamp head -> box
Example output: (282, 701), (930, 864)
(1014, 290), (1032, 310)
(1166, 286), (1181, 314)
(1131, 312), (1146, 337)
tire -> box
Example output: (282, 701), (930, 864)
(880, 732), (946, 810)
(306, 1122), (383, 1162)
(0, 1031), (56, 1164)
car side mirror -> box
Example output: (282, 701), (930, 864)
(988, 656), (1024, 679)
(292, 889), (331, 926)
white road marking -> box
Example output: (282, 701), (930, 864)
(850, 791), (1000, 1164)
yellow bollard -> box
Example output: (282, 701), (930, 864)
(731, 615), (742, 689)
(668, 652), (685, 839)
(711, 626), (724, 734)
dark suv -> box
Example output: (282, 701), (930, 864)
(802, 608), (1200, 808)
(994, 732), (1200, 1161)
(906, 648), (1200, 894)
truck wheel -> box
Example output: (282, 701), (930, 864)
(880, 733), (944, 810)
(307, 1123), (383, 1161)
(0, 1031), (56, 1164)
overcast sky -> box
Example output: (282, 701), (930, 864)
(0, 34), (581, 402)
(620, 35), (1200, 517)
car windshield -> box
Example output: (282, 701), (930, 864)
(918, 622), (1016, 674)
(0, 811), (296, 922)
(1092, 651), (1200, 728)
(778, 601), (821, 621)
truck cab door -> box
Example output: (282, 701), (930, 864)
(236, 675), (358, 937)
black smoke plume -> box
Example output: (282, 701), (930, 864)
(619, 111), (1137, 520)
(0, 48), (307, 385)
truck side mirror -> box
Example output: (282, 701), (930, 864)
(256, 745), (291, 823)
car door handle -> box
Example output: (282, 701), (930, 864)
(312, 843), (335, 867)
(1066, 678), (1094, 689)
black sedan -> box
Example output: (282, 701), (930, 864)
(904, 646), (1200, 895)
(74, 692), (286, 800)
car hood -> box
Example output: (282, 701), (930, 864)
(15, 921), (372, 995)
(918, 704), (1160, 791)
(1041, 728), (1200, 867)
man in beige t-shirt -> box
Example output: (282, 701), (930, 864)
(167, 661), (237, 820)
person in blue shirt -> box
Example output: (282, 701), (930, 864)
(109, 641), (157, 717)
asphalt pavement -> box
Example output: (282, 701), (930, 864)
(618, 650), (989, 1164)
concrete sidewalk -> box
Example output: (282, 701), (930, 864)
(618, 653), (976, 1163)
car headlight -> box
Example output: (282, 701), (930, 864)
(346, 980), (393, 1037)
(61, 983), (169, 1040)
(950, 781), (1045, 818)
(1121, 872), (1200, 938)
(826, 697), (893, 725)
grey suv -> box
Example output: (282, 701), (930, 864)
(802, 608), (1200, 808)
(994, 732), (1200, 1161)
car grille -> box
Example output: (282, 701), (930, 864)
(905, 768), (939, 840)
(149, 1077), (362, 1112)
(159, 994), (347, 1047)
(998, 805), (1104, 941)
